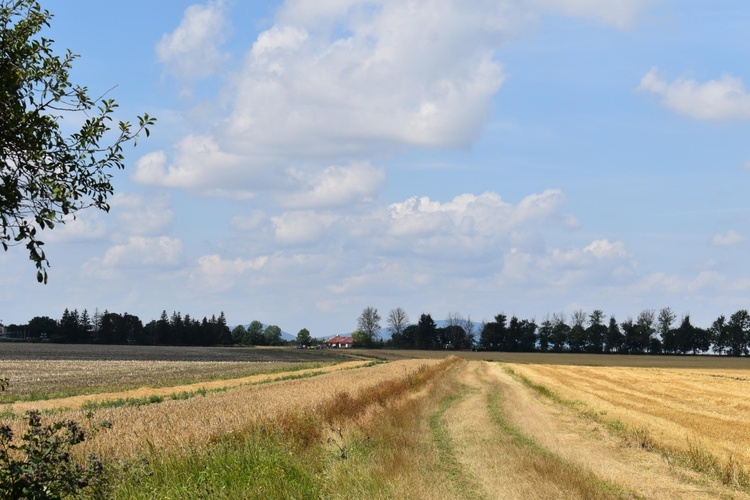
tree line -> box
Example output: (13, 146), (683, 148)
(362, 306), (750, 356)
(2, 309), (233, 346)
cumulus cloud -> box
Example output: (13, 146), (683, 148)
(380, 189), (576, 256)
(711, 230), (745, 247)
(156, 0), (229, 80)
(110, 193), (174, 236)
(280, 162), (386, 209)
(194, 254), (268, 291)
(272, 211), (339, 245)
(500, 239), (635, 287)
(142, 0), (667, 199)
(102, 237), (183, 268)
(638, 67), (750, 120)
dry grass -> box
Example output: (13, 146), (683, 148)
(509, 362), (750, 489)
(1, 359), (443, 461)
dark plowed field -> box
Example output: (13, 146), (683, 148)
(0, 343), (358, 362)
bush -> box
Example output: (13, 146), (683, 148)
(0, 410), (110, 499)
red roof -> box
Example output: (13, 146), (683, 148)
(325, 335), (353, 344)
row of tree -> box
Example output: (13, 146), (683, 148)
(3, 309), (233, 346)
(230, 321), (288, 346)
(361, 306), (750, 356)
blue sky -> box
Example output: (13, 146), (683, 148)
(2, 0), (750, 336)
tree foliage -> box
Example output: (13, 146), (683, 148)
(0, 0), (155, 282)
(357, 306), (381, 347)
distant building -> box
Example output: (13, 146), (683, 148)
(325, 335), (354, 348)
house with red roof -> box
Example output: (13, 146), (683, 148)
(325, 334), (354, 348)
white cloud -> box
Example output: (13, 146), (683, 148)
(500, 239), (635, 287)
(44, 212), (107, 244)
(142, 0), (667, 200)
(102, 237), (183, 268)
(532, 0), (659, 29)
(711, 230), (745, 247)
(156, 0), (229, 80)
(194, 254), (268, 292)
(272, 211), (339, 245)
(140, 1), (519, 195)
(280, 162), (386, 209)
(110, 193), (174, 236)
(381, 189), (575, 256)
(638, 67), (750, 120)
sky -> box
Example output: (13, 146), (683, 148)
(2, 0), (750, 337)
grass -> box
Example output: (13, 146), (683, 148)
(485, 385), (626, 499)
(109, 357), (462, 498)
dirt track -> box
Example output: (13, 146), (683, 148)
(433, 360), (748, 499)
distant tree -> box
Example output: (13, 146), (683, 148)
(724, 310), (750, 356)
(357, 306), (381, 347)
(231, 324), (247, 344)
(59, 308), (80, 343)
(464, 316), (477, 348)
(620, 317), (638, 354)
(657, 307), (677, 353)
(583, 310), (605, 353)
(387, 307), (409, 340)
(442, 312), (471, 350)
(604, 315), (623, 353)
(27, 315), (57, 339)
(636, 309), (656, 353)
(79, 309), (92, 342)
(394, 324), (418, 349)
(479, 314), (507, 351)
(568, 310), (587, 353)
(263, 325), (283, 346)
(244, 320), (264, 345)
(351, 330), (368, 347)
(0, 0), (155, 282)
(155, 310), (170, 344)
(711, 315), (729, 355)
(296, 328), (312, 346)
(517, 318), (538, 352)
(550, 313), (569, 352)
(415, 313), (438, 350)
(537, 316), (552, 352)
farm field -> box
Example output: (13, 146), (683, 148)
(1, 346), (749, 498)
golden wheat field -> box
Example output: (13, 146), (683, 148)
(0, 357), (440, 460)
(509, 362), (750, 469)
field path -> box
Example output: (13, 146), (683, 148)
(437, 361), (747, 499)
(5, 360), (370, 414)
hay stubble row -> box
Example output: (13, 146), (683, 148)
(509, 363), (750, 468)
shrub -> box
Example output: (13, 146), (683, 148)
(0, 410), (110, 499)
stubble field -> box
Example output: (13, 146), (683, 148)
(2, 344), (750, 498)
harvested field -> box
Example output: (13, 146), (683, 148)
(367, 349), (750, 369)
(3, 346), (750, 497)
(509, 361), (750, 486)
(0, 358), (341, 403)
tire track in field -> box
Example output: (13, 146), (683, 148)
(439, 361), (628, 499)
(485, 362), (750, 499)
